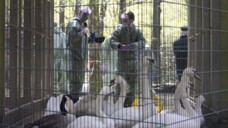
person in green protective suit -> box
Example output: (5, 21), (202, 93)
(66, 6), (92, 103)
(110, 11), (146, 107)
(53, 22), (67, 94)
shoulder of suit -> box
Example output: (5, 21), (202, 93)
(71, 17), (80, 22)
(115, 24), (122, 31)
(134, 25), (142, 33)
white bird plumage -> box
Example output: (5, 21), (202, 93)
(44, 94), (73, 116)
(67, 86), (115, 128)
(110, 56), (157, 128)
(174, 67), (201, 116)
(102, 75), (128, 116)
(133, 67), (203, 128)
(71, 82), (116, 116)
(195, 95), (206, 126)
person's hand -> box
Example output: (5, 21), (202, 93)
(80, 28), (89, 35)
(100, 64), (107, 73)
(120, 44), (133, 50)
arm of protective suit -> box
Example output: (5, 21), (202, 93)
(66, 18), (82, 47)
(110, 27), (146, 50)
(129, 29), (146, 50)
(110, 29), (121, 49)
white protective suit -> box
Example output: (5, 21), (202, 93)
(54, 26), (67, 93)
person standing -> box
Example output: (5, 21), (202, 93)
(66, 6), (92, 103)
(173, 26), (188, 81)
(110, 11), (146, 107)
(53, 22), (67, 94)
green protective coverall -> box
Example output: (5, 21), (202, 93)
(53, 26), (67, 93)
(110, 25), (146, 107)
(66, 17), (88, 100)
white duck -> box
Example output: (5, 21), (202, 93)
(102, 75), (128, 116)
(67, 86), (115, 128)
(110, 56), (157, 128)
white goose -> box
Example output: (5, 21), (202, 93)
(71, 81), (116, 116)
(195, 95), (206, 126)
(44, 94), (73, 116)
(102, 75), (128, 116)
(133, 95), (204, 128)
(133, 68), (203, 128)
(44, 96), (59, 116)
(67, 86), (115, 128)
(110, 56), (157, 128)
(174, 67), (201, 116)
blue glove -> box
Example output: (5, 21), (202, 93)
(100, 64), (107, 73)
(90, 32), (96, 41)
(120, 44), (133, 50)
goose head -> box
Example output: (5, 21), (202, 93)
(182, 67), (201, 80)
(197, 95), (205, 104)
(60, 95), (74, 115)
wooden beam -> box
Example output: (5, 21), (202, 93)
(0, 0), (5, 124)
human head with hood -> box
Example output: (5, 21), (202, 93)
(78, 6), (92, 23)
(121, 11), (135, 27)
(180, 26), (188, 37)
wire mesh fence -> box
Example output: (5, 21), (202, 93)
(1, 0), (228, 128)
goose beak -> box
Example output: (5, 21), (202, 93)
(109, 79), (116, 87)
(147, 58), (155, 64)
(194, 73), (201, 80)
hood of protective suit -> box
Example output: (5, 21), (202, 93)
(54, 27), (64, 34)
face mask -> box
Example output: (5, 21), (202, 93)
(122, 22), (129, 27)
(80, 13), (89, 22)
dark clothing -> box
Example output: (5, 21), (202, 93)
(173, 35), (188, 81)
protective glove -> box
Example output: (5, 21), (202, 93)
(119, 44), (133, 50)
(80, 28), (89, 36)
(100, 64), (107, 73)
(89, 32), (96, 42)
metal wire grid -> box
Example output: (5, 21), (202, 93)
(1, 0), (228, 127)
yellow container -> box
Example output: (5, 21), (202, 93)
(132, 95), (163, 113)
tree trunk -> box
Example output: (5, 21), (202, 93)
(152, 0), (161, 84)
(99, 0), (109, 36)
(119, 0), (126, 23)
(60, 0), (65, 31)
(74, 0), (82, 16)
